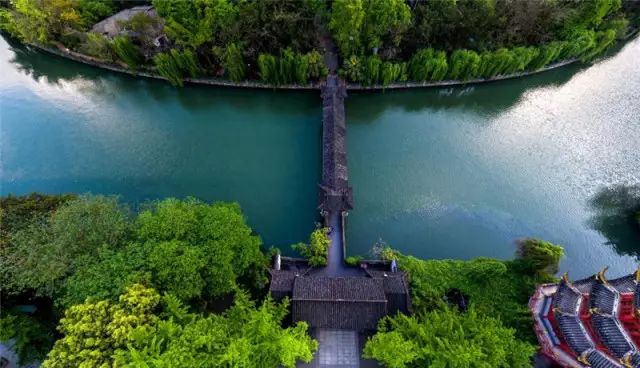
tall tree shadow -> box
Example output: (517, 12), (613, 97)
(588, 184), (640, 257)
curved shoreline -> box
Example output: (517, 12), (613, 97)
(30, 42), (581, 91)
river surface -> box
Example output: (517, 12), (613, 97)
(1, 35), (639, 278)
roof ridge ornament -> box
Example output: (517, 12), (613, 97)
(577, 351), (591, 366)
(620, 353), (633, 368)
(596, 267), (609, 285)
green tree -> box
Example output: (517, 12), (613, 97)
(394, 249), (559, 342)
(361, 0), (411, 53)
(340, 55), (364, 83)
(306, 50), (328, 80)
(292, 228), (330, 267)
(60, 245), (149, 308)
(2, 195), (129, 296)
(146, 240), (208, 301)
(408, 48), (448, 81)
(136, 198), (267, 296)
(363, 55), (382, 86)
(78, 32), (114, 60)
(152, 0), (239, 50)
(258, 53), (278, 84)
(223, 43), (245, 82)
(42, 284), (161, 368)
(447, 49), (481, 81)
(118, 291), (317, 367)
(113, 35), (142, 70)
(583, 29), (617, 60)
(364, 309), (535, 368)
(329, 0), (364, 57)
(295, 53), (310, 84)
(154, 48), (200, 87)
(528, 42), (565, 70)
(560, 29), (597, 60)
(76, 0), (113, 26)
(516, 238), (564, 275)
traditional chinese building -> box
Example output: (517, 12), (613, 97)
(269, 257), (411, 332)
(530, 269), (640, 368)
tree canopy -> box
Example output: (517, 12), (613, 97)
(1, 0), (635, 86)
(363, 309), (535, 368)
(43, 285), (317, 368)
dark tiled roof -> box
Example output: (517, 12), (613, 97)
(292, 298), (387, 331)
(269, 270), (299, 292)
(269, 267), (411, 331)
(366, 270), (409, 294)
(293, 277), (386, 301)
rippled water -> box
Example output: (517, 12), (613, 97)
(1, 35), (639, 277)
(346, 37), (640, 277)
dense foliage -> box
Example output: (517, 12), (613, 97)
(331, 0), (634, 84)
(1, 0), (636, 86)
(363, 309), (535, 368)
(364, 239), (563, 367)
(292, 227), (331, 267)
(43, 285), (316, 367)
(0, 194), (303, 366)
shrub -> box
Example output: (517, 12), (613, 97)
(292, 228), (331, 267)
(516, 238), (564, 275)
(340, 55), (364, 82)
(307, 50), (328, 80)
(345, 255), (363, 266)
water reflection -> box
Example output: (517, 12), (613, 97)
(347, 39), (634, 122)
(588, 184), (640, 256)
(348, 66), (583, 122)
(1, 35), (318, 112)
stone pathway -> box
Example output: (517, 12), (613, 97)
(316, 329), (359, 368)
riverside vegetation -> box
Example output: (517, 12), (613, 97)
(1, 0), (638, 87)
(1, 194), (564, 366)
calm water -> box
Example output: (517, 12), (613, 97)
(1, 35), (639, 277)
(0, 36), (321, 249)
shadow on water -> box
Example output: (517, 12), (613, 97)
(588, 184), (640, 257)
(2, 34), (319, 111)
(347, 65), (583, 123)
(348, 37), (636, 123)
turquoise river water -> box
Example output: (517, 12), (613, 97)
(1, 35), (639, 278)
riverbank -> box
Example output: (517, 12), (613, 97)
(30, 41), (584, 91)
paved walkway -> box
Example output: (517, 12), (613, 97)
(316, 329), (359, 367)
(315, 212), (364, 277)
